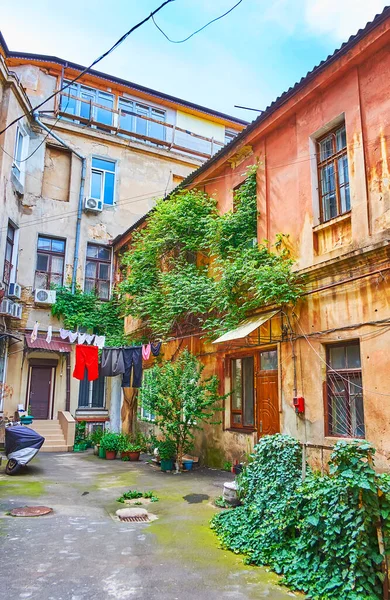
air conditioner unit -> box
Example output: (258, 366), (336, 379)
(84, 197), (103, 213)
(12, 302), (22, 319)
(8, 282), (22, 300)
(0, 298), (14, 315)
(34, 289), (57, 306)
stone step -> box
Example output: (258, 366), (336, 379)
(40, 445), (71, 453)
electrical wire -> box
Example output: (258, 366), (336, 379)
(0, 0), (176, 137)
(292, 314), (390, 397)
(152, 0), (243, 43)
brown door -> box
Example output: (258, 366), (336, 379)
(256, 349), (280, 436)
(28, 366), (52, 419)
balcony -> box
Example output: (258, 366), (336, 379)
(56, 91), (228, 161)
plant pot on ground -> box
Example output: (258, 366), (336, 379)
(100, 432), (120, 460)
(118, 432), (145, 462)
(157, 439), (176, 472)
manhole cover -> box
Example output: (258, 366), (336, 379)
(183, 494), (209, 504)
(119, 515), (149, 522)
(10, 506), (53, 517)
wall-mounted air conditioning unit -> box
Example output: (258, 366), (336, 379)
(12, 302), (22, 319)
(84, 197), (103, 213)
(8, 282), (22, 300)
(0, 298), (14, 315)
(34, 289), (57, 306)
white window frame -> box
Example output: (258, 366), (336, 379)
(60, 81), (114, 126)
(90, 157), (116, 205)
(12, 125), (29, 185)
(118, 97), (166, 141)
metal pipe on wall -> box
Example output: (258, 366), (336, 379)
(33, 114), (86, 293)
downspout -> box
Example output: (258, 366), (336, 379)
(33, 113), (86, 293)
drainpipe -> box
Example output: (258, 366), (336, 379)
(33, 113), (86, 293)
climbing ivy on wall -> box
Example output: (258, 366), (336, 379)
(120, 166), (302, 339)
(211, 435), (390, 600)
(51, 287), (128, 347)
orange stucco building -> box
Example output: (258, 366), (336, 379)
(116, 9), (390, 470)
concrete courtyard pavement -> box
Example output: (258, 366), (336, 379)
(0, 452), (296, 600)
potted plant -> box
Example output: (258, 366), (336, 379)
(100, 432), (120, 460)
(119, 432), (145, 461)
(90, 427), (104, 455)
(74, 420), (87, 452)
(157, 439), (176, 472)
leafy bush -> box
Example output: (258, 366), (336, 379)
(156, 439), (176, 460)
(117, 490), (159, 503)
(100, 432), (120, 453)
(211, 435), (389, 600)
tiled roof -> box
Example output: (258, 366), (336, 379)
(25, 336), (72, 353)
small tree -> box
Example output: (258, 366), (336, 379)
(140, 349), (224, 468)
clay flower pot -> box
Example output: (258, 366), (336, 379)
(128, 451), (140, 461)
(105, 450), (116, 460)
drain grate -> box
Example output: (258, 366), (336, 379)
(118, 514), (149, 522)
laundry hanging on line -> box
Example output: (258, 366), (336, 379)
(73, 345), (99, 382)
(100, 348), (125, 377)
(122, 346), (143, 388)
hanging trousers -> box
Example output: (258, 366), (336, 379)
(100, 348), (125, 377)
(73, 344), (99, 381)
(122, 347), (142, 388)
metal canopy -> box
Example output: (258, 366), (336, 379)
(212, 309), (280, 344)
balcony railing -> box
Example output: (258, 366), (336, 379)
(56, 93), (228, 161)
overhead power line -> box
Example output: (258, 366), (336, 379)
(0, 0), (176, 137)
(152, 0), (243, 43)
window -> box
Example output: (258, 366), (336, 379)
(60, 82), (114, 127)
(3, 222), (16, 290)
(325, 342), (365, 438)
(42, 145), (71, 202)
(35, 236), (65, 289)
(84, 243), (111, 300)
(90, 158), (116, 205)
(118, 98), (166, 141)
(317, 124), (350, 222)
(224, 129), (236, 145)
(231, 356), (255, 428)
(78, 370), (106, 409)
(12, 126), (28, 183)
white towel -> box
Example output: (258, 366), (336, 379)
(94, 335), (106, 349)
(46, 326), (52, 344)
(31, 322), (39, 343)
(78, 332), (87, 344)
(59, 328), (70, 340)
(68, 331), (78, 343)
(85, 334), (95, 345)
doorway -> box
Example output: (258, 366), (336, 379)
(256, 349), (280, 436)
(27, 361), (56, 419)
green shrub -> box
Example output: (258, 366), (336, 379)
(211, 435), (389, 600)
(100, 432), (120, 453)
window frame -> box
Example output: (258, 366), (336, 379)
(3, 222), (17, 290)
(90, 157), (116, 205)
(118, 97), (167, 142)
(324, 341), (365, 439)
(12, 125), (28, 184)
(84, 243), (112, 301)
(230, 353), (255, 430)
(35, 235), (66, 290)
(60, 81), (114, 127)
(317, 123), (350, 223)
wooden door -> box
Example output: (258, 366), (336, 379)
(256, 349), (280, 436)
(28, 366), (52, 419)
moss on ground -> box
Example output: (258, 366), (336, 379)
(0, 480), (45, 498)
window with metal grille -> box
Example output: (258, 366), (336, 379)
(78, 369), (106, 408)
(3, 222), (16, 290)
(325, 342), (365, 438)
(317, 124), (350, 223)
(35, 236), (65, 290)
(231, 356), (255, 429)
(84, 243), (111, 300)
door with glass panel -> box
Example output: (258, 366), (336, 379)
(256, 349), (279, 436)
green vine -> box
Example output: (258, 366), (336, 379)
(51, 287), (128, 347)
(210, 435), (390, 600)
(120, 166), (302, 339)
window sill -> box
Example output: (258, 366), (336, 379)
(226, 428), (256, 434)
(312, 211), (351, 232)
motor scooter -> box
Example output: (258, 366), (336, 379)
(4, 425), (45, 475)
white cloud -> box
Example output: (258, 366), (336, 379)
(304, 0), (387, 40)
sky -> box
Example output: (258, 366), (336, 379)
(0, 0), (387, 121)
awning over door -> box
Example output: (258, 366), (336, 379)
(25, 336), (72, 353)
(212, 309), (280, 344)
